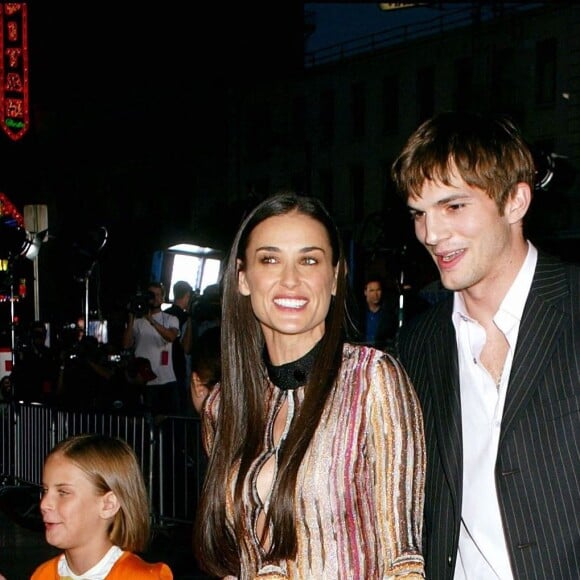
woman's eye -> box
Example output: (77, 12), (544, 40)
(302, 256), (318, 265)
(260, 255), (278, 264)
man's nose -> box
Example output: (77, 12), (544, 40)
(420, 213), (447, 246)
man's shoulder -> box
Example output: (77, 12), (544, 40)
(534, 250), (580, 296)
(398, 297), (452, 343)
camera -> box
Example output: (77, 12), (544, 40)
(128, 290), (154, 317)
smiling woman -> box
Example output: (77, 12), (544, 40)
(237, 210), (338, 359)
(194, 190), (426, 579)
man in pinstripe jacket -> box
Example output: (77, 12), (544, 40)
(391, 111), (579, 579)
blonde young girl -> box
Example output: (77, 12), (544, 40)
(31, 433), (173, 579)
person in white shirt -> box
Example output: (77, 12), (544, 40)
(392, 111), (579, 579)
(122, 282), (180, 415)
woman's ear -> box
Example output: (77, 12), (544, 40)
(100, 491), (120, 520)
(237, 259), (251, 296)
(331, 265), (339, 297)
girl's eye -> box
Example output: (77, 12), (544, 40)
(260, 255), (278, 264)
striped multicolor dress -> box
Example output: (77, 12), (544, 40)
(202, 343), (426, 579)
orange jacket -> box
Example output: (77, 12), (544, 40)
(30, 550), (173, 579)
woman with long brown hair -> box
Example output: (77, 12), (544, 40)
(194, 191), (425, 579)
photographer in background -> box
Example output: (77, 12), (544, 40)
(122, 282), (180, 415)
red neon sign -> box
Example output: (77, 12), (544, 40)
(0, 3), (29, 141)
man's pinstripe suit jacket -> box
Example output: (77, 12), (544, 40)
(397, 251), (579, 579)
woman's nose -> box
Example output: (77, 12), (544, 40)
(280, 263), (299, 287)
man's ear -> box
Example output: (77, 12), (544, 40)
(237, 260), (251, 296)
(506, 182), (531, 223)
(100, 491), (120, 520)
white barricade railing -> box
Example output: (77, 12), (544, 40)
(0, 402), (205, 527)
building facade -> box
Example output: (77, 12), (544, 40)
(216, 2), (580, 290)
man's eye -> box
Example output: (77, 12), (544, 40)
(409, 211), (423, 221)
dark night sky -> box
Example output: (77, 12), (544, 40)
(0, 3), (305, 332)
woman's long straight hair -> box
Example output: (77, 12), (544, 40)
(194, 191), (351, 577)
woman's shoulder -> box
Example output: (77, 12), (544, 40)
(343, 341), (402, 369)
(342, 342), (414, 396)
(109, 551), (173, 579)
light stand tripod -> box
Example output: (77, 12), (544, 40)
(78, 226), (108, 335)
(3, 262), (24, 366)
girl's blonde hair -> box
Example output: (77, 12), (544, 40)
(48, 433), (150, 552)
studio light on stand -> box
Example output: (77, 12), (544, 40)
(69, 225), (108, 335)
(0, 196), (49, 364)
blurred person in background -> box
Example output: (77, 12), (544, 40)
(11, 320), (59, 405)
(164, 280), (194, 414)
(357, 277), (399, 352)
(190, 325), (221, 415)
(0, 374), (12, 403)
(56, 335), (111, 410)
(122, 282), (180, 415)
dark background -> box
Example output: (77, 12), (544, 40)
(1, 3), (304, 336)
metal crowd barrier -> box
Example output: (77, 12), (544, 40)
(0, 401), (206, 527)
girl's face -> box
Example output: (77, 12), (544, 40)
(238, 211), (337, 361)
(40, 452), (117, 560)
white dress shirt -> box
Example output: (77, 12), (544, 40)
(452, 242), (537, 580)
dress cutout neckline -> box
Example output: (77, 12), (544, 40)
(264, 340), (322, 390)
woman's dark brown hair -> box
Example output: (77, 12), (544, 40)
(194, 191), (350, 577)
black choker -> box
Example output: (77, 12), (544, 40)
(264, 341), (322, 391)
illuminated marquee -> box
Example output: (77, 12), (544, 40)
(0, 3), (29, 140)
